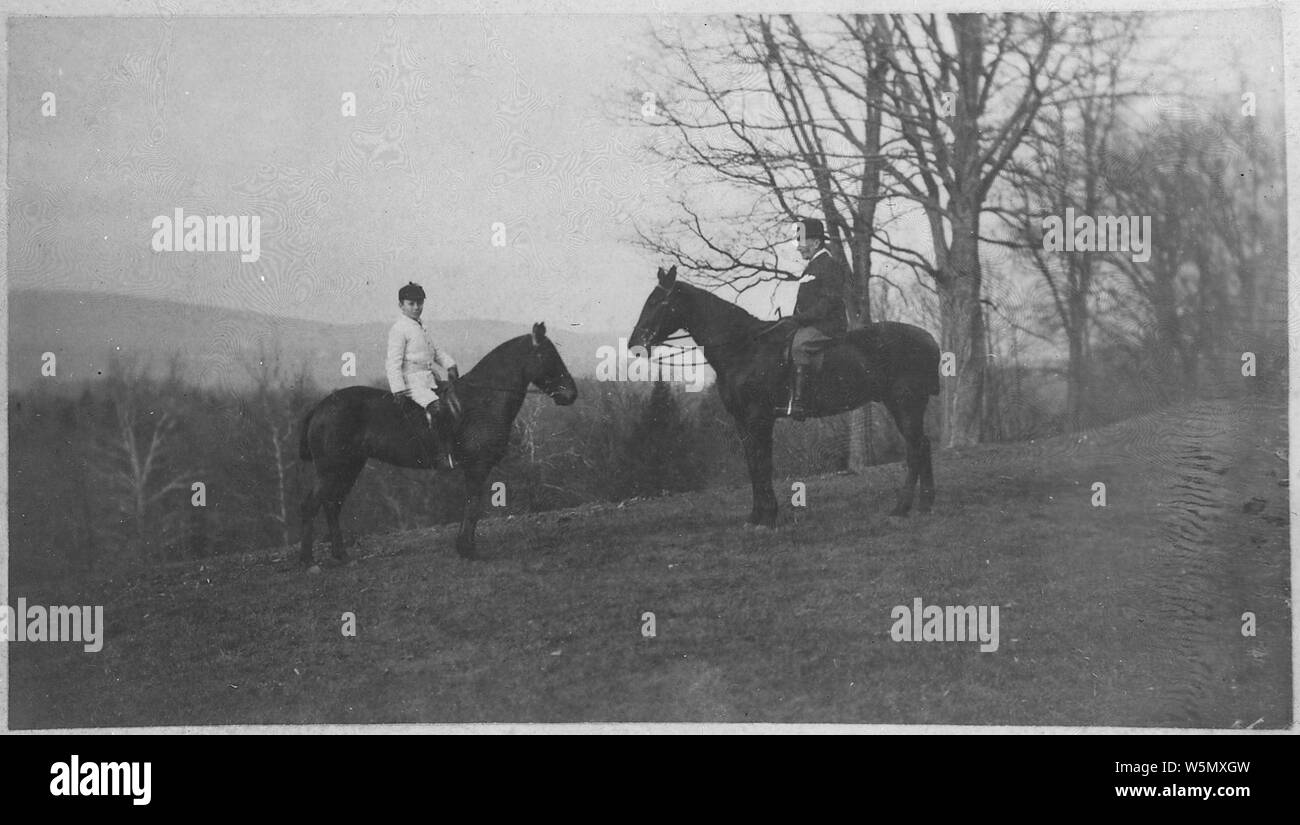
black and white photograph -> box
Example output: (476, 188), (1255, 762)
(2, 0), (1292, 732)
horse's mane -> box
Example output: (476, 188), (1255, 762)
(462, 333), (537, 381)
(677, 280), (769, 335)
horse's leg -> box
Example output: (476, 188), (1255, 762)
(456, 462), (490, 559)
(321, 459), (366, 561)
(298, 480), (321, 565)
(885, 394), (926, 517)
(736, 414), (777, 527)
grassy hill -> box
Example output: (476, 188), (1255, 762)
(6, 289), (620, 394)
(8, 396), (1290, 728)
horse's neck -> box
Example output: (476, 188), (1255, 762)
(682, 286), (766, 371)
(464, 338), (529, 391)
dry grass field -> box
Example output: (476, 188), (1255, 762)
(9, 397), (1289, 728)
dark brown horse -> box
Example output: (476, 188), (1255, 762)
(629, 266), (938, 527)
(298, 322), (577, 563)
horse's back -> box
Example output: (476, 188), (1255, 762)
(329, 385), (390, 403)
(845, 322), (940, 397)
(302, 386), (395, 463)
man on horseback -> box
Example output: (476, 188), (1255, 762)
(780, 217), (849, 420)
(386, 281), (460, 470)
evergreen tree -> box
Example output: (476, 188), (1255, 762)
(622, 381), (702, 497)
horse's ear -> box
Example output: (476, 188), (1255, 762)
(660, 265), (677, 288)
(531, 321), (545, 347)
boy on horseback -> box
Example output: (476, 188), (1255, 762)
(386, 281), (460, 469)
(781, 217), (849, 420)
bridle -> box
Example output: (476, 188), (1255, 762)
(639, 279), (754, 368)
(639, 281), (709, 367)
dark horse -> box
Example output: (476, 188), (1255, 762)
(298, 322), (577, 563)
(629, 266), (939, 527)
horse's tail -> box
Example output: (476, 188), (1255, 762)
(299, 406), (317, 461)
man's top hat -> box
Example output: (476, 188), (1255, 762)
(798, 217), (826, 241)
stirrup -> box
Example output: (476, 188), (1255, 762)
(774, 381), (800, 418)
(787, 367), (810, 421)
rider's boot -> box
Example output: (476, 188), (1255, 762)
(425, 400), (457, 471)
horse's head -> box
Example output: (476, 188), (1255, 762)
(525, 322), (578, 406)
(629, 265), (688, 350)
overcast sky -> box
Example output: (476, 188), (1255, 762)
(9, 14), (672, 334)
(6, 8), (1284, 338)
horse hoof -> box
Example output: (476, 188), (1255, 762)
(887, 508), (910, 518)
(331, 549), (350, 562)
(456, 541), (479, 559)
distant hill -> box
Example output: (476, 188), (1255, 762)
(6, 290), (622, 395)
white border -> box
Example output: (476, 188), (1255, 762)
(0, 0), (1294, 736)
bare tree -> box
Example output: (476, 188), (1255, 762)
(635, 14), (898, 468)
(875, 13), (1087, 445)
(240, 342), (315, 547)
(512, 396), (590, 506)
(93, 360), (195, 560)
(996, 15), (1144, 431)
(1100, 113), (1224, 395)
(1100, 95), (1286, 398)
(638, 12), (1089, 450)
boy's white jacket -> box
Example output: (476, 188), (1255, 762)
(386, 314), (458, 396)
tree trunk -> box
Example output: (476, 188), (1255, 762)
(846, 28), (887, 472)
(938, 203), (986, 447)
(1065, 262), (1090, 433)
(847, 229), (874, 472)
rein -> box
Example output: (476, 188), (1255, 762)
(650, 345), (707, 367)
(454, 379), (560, 398)
(645, 309), (785, 365)
(641, 278), (790, 367)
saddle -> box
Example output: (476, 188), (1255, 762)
(772, 319), (837, 373)
(390, 380), (462, 426)
(392, 381), (462, 470)
(770, 320), (856, 419)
